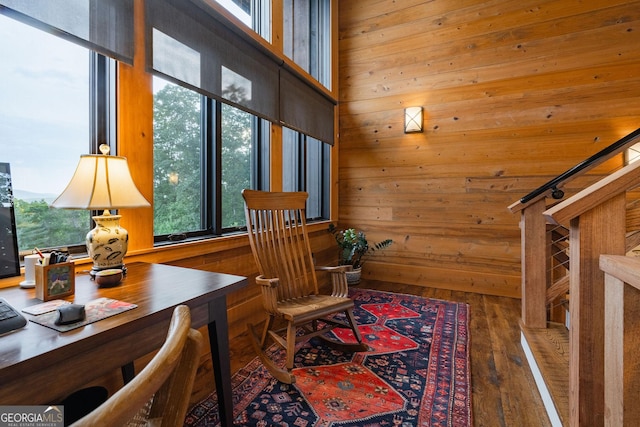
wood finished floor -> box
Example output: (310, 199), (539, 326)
(190, 280), (552, 427)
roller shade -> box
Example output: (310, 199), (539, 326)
(147, 0), (279, 123)
(280, 67), (335, 145)
(0, 0), (133, 64)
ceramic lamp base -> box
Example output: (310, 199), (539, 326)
(87, 212), (129, 274)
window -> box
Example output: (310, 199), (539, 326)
(0, 14), (96, 255)
(149, 0), (333, 239)
(215, 0), (271, 42)
(283, 0), (331, 89)
(152, 77), (270, 243)
(305, 137), (331, 219)
(152, 78), (204, 238)
(281, 0), (332, 221)
(218, 102), (270, 232)
(282, 128), (330, 220)
(221, 103), (252, 228)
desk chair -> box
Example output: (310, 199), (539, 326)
(71, 305), (204, 426)
(242, 189), (368, 384)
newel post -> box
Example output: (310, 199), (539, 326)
(520, 197), (549, 329)
(569, 195), (626, 426)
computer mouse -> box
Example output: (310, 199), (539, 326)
(55, 304), (86, 325)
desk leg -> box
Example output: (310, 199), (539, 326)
(208, 296), (234, 427)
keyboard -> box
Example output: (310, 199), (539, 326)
(0, 298), (27, 335)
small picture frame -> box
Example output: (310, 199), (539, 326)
(35, 262), (75, 301)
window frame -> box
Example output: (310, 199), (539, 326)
(152, 93), (271, 245)
(282, 128), (331, 221)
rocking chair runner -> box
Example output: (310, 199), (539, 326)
(242, 189), (369, 384)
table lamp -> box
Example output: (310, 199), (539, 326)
(51, 144), (150, 277)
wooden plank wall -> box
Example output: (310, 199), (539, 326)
(337, 0), (640, 298)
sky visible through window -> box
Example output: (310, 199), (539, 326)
(0, 14), (88, 202)
(217, 0), (251, 26)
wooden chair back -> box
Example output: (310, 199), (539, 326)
(242, 190), (368, 383)
(243, 189), (319, 301)
(71, 305), (203, 427)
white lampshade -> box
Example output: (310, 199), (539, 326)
(51, 150), (150, 210)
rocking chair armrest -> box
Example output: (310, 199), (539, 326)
(255, 275), (280, 314)
(315, 266), (350, 298)
(255, 275), (280, 288)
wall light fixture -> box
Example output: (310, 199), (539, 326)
(404, 106), (423, 133)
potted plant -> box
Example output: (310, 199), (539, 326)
(328, 224), (393, 285)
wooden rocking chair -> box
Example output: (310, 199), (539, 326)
(242, 189), (369, 384)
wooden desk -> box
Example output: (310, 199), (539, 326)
(0, 262), (247, 427)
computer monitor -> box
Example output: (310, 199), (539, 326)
(0, 162), (20, 279)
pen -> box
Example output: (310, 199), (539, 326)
(34, 247), (44, 259)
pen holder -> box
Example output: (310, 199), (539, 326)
(35, 262), (75, 301)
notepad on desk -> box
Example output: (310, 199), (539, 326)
(22, 299), (71, 315)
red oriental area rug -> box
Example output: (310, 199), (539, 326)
(185, 288), (472, 426)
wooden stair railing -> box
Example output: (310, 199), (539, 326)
(511, 178), (640, 427)
(509, 129), (640, 426)
(546, 212), (640, 321)
(599, 255), (640, 427)
(509, 128), (640, 331)
(543, 159), (640, 426)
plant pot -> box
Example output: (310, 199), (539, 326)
(345, 267), (362, 285)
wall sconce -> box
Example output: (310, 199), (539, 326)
(404, 106), (423, 133)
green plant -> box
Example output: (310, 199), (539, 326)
(328, 224), (393, 269)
